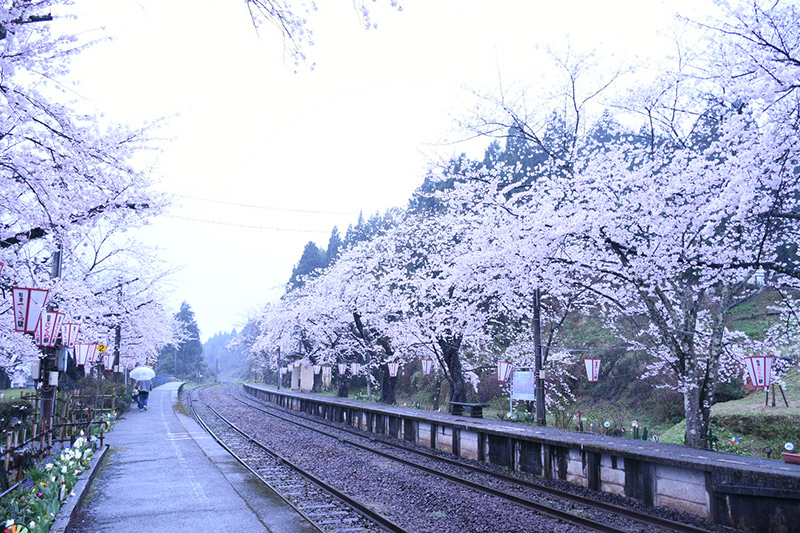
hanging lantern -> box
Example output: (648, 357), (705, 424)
(351, 362), (361, 375)
(497, 360), (513, 382)
(421, 358), (433, 375)
(11, 287), (49, 333)
(313, 364), (321, 375)
(338, 362), (347, 375)
(36, 311), (65, 347)
(322, 365), (332, 378)
(60, 322), (81, 348)
(744, 356), (773, 388)
(74, 343), (98, 366)
(584, 358), (601, 382)
(387, 361), (400, 377)
(103, 350), (114, 371)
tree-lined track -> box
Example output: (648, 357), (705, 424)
(187, 384), (739, 533)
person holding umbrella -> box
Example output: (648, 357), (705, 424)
(130, 366), (155, 411)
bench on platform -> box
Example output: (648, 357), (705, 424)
(449, 401), (489, 418)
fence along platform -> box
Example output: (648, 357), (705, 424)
(243, 383), (800, 533)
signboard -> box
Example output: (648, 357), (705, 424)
(511, 370), (537, 401)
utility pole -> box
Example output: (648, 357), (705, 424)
(41, 245), (63, 449)
(533, 288), (546, 426)
(276, 347), (281, 389)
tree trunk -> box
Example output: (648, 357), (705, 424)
(312, 372), (323, 393)
(432, 374), (444, 411)
(378, 364), (397, 404)
(439, 335), (467, 409)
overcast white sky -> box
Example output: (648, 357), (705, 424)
(58, 0), (714, 341)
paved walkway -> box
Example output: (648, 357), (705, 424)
(62, 383), (317, 533)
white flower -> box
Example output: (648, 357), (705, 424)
(61, 466), (68, 474)
(45, 463), (54, 471)
(29, 522), (36, 529)
(5, 520), (14, 527)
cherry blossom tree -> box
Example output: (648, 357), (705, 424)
(1, 1), (175, 379)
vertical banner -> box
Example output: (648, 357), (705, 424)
(745, 356), (773, 388)
(584, 358), (601, 382)
(322, 365), (332, 379)
(12, 288), (49, 333)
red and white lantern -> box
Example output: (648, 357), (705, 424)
(584, 358), (601, 382)
(338, 362), (347, 375)
(387, 361), (400, 377)
(322, 365), (332, 378)
(11, 287), (49, 333)
(497, 360), (513, 382)
(351, 362), (361, 375)
(60, 322), (81, 348)
(36, 311), (65, 347)
(744, 356), (773, 388)
(74, 343), (98, 366)
(313, 364), (321, 375)
(421, 358), (433, 375)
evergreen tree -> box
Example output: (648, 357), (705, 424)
(156, 302), (205, 380)
(325, 227), (343, 266)
(288, 241), (327, 289)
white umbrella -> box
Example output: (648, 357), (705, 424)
(130, 366), (155, 380)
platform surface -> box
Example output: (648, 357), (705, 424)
(64, 382), (317, 533)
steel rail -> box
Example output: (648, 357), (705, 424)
(187, 386), (408, 533)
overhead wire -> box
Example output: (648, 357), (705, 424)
(163, 214), (331, 233)
(174, 194), (361, 216)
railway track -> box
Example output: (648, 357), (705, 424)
(230, 386), (717, 533)
(187, 384), (727, 533)
(184, 385), (406, 533)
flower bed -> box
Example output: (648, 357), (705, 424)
(1, 432), (99, 533)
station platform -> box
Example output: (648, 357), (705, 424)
(56, 382), (316, 533)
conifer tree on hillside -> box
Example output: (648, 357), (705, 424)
(157, 302), (206, 380)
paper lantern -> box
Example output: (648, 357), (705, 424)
(313, 364), (321, 375)
(744, 356), (773, 388)
(497, 360), (513, 382)
(338, 363), (347, 375)
(11, 287), (49, 333)
(351, 362), (361, 375)
(421, 358), (433, 375)
(60, 322), (81, 348)
(36, 311), (65, 347)
(387, 361), (399, 377)
(584, 358), (601, 382)
(74, 343), (98, 366)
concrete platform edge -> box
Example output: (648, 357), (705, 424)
(50, 443), (110, 533)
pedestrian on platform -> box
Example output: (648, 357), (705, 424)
(136, 378), (152, 411)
